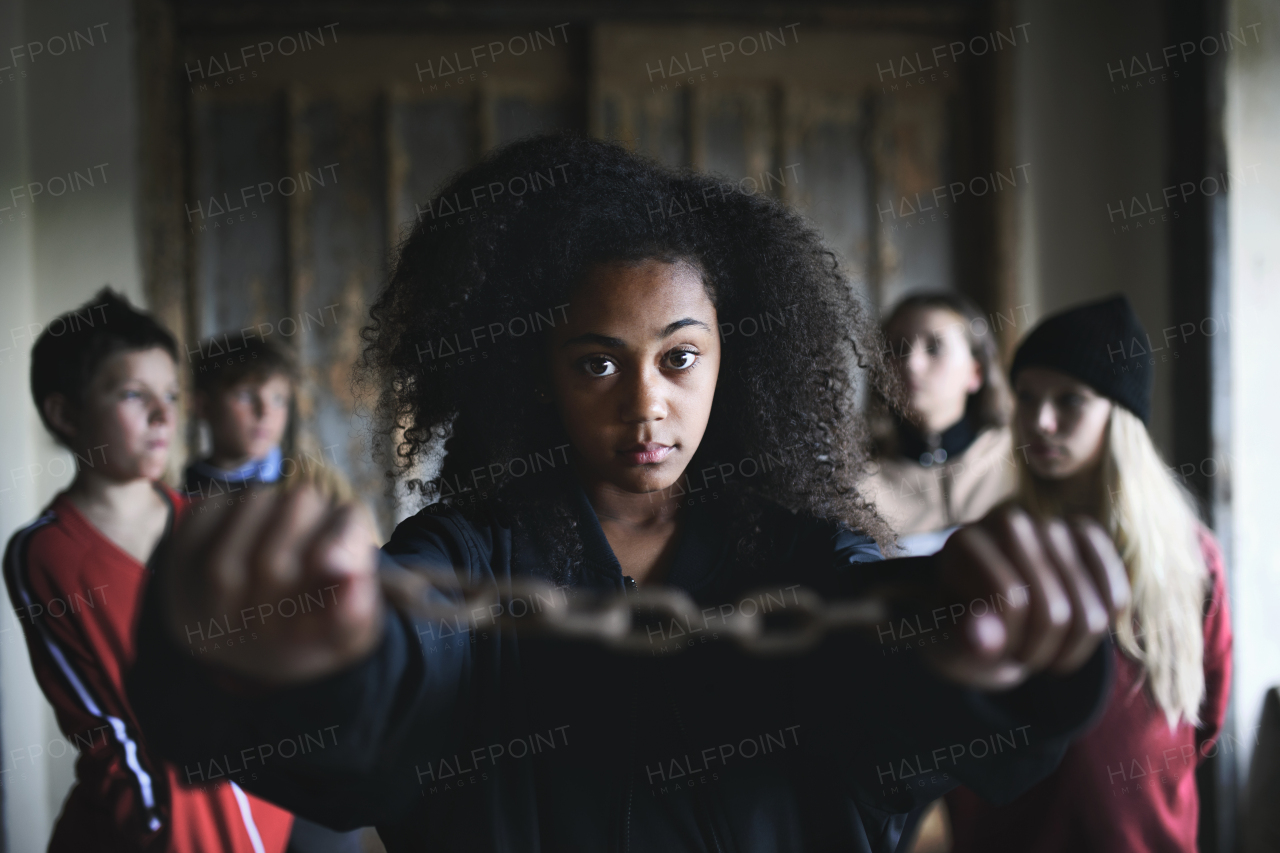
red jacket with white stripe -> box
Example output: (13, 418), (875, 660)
(3, 485), (293, 853)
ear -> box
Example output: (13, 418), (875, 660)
(965, 356), (983, 394)
(41, 393), (78, 441)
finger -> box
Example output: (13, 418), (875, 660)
(251, 484), (331, 591)
(936, 524), (1025, 659)
(298, 504), (383, 658)
(309, 503), (380, 579)
(168, 492), (225, 558)
(988, 509), (1071, 671)
(162, 496), (225, 598)
(929, 524), (1030, 689)
(165, 487), (282, 657)
(1067, 516), (1131, 619)
(203, 485), (284, 603)
(1042, 520), (1109, 673)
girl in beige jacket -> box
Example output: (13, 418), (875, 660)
(862, 292), (1018, 555)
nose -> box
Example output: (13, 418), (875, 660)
(619, 365), (667, 424)
(1035, 400), (1057, 434)
(904, 340), (929, 378)
(149, 394), (174, 426)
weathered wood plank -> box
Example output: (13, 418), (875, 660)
(189, 97), (290, 336)
(288, 96), (392, 533)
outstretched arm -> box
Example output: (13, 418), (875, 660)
(128, 488), (1130, 831)
(804, 506), (1129, 814)
(127, 486), (459, 829)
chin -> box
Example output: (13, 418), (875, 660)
(1028, 459), (1072, 480)
(138, 463), (168, 481)
(133, 451), (170, 480)
(614, 467), (678, 494)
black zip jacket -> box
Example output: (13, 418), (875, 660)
(127, 480), (1112, 853)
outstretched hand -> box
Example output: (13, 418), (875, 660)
(160, 483), (384, 686)
(925, 505), (1130, 690)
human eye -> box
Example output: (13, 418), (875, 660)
(663, 348), (699, 371)
(578, 355), (618, 378)
(1059, 393), (1085, 408)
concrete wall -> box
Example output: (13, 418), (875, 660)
(1012, 0), (1173, 454)
(0, 0), (141, 848)
(1226, 0), (1280, 809)
(1014, 0), (1280, 830)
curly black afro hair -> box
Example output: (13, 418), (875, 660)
(359, 133), (902, 582)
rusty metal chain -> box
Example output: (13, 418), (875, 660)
(378, 564), (890, 656)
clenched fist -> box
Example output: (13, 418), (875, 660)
(160, 482), (384, 685)
(926, 505), (1131, 689)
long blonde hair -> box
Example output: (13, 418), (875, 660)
(1018, 406), (1208, 729)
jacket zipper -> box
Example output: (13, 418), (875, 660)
(624, 704), (636, 853)
(670, 701), (727, 853)
(621, 575), (725, 853)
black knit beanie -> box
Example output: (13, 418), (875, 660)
(1009, 295), (1153, 424)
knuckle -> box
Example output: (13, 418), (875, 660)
(1046, 598), (1073, 630)
(1085, 605), (1109, 636)
(1002, 508), (1031, 537)
(1002, 582), (1031, 612)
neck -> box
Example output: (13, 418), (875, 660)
(921, 409), (965, 437)
(65, 469), (158, 515)
(207, 451), (255, 470)
(577, 474), (682, 530)
(896, 411), (976, 460)
(575, 464), (687, 588)
(1038, 466), (1104, 519)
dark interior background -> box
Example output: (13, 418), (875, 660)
(3, 0), (1273, 850)
(133, 3), (1235, 848)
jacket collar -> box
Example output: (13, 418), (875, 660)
(895, 413), (978, 466)
(564, 474), (726, 596)
(190, 445), (283, 484)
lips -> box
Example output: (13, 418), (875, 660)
(1028, 442), (1063, 459)
(619, 442), (675, 466)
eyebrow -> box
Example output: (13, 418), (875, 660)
(560, 317), (712, 349)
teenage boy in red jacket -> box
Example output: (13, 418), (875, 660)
(4, 288), (293, 852)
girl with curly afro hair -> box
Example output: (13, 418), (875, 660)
(130, 132), (1132, 853)
(359, 132), (899, 583)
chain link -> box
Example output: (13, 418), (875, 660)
(378, 564), (890, 656)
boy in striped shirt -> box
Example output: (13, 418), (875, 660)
(4, 288), (292, 852)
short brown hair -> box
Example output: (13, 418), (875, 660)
(31, 287), (177, 446)
(190, 334), (298, 395)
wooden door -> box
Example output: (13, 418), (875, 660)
(164, 14), (979, 531)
